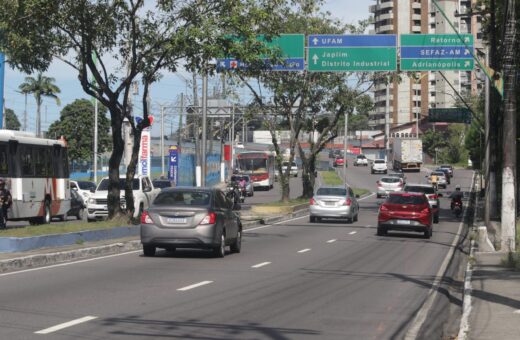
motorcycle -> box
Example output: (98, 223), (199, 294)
(452, 199), (462, 217)
(225, 182), (241, 205)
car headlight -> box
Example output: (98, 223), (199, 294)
(88, 198), (96, 204)
(82, 192), (89, 198)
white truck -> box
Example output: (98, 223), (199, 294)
(392, 138), (423, 172)
(87, 175), (160, 221)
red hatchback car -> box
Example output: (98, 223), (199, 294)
(333, 156), (345, 167)
(377, 192), (433, 239)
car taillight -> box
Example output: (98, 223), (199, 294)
(379, 204), (388, 211)
(377, 181), (382, 187)
(310, 198), (315, 205)
(429, 194), (438, 200)
(421, 207), (430, 215)
(344, 198), (352, 206)
(200, 212), (217, 225)
(141, 210), (154, 224)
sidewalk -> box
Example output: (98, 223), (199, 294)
(467, 252), (520, 339)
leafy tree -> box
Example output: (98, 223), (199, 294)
(18, 73), (60, 136)
(0, 0), (284, 219)
(47, 99), (111, 163)
(4, 108), (21, 131)
(422, 130), (448, 159)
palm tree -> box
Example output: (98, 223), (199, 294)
(18, 73), (61, 136)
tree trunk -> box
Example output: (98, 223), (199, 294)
(125, 127), (143, 220)
(298, 142), (316, 199)
(107, 113), (124, 219)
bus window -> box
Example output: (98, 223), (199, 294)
(21, 146), (35, 177)
(0, 144), (8, 176)
(52, 144), (69, 178)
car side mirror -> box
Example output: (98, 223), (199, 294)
(438, 193), (443, 197)
(143, 187), (152, 193)
(90, 188), (96, 193)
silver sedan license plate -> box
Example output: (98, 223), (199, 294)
(167, 217), (187, 224)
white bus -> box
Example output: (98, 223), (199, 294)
(0, 130), (71, 224)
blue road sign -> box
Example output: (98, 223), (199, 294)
(168, 146), (179, 185)
(217, 58), (304, 71)
(401, 46), (473, 59)
(308, 34), (397, 47)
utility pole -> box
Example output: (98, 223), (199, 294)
(177, 93), (184, 146)
(23, 92), (27, 131)
(501, 0), (517, 251)
(385, 79), (391, 161)
(193, 73), (201, 187)
(94, 98), (98, 184)
(160, 104), (165, 177)
(343, 111), (348, 185)
(201, 72), (208, 187)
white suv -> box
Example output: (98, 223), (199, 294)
(354, 155), (368, 166)
(371, 159), (388, 174)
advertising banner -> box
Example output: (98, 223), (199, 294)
(138, 128), (151, 176)
(168, 145), (179, 185)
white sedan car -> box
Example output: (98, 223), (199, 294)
(371, 159), (388, 174)
(354, 155), (369, 166)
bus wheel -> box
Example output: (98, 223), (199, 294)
(42, 200), (51, 224)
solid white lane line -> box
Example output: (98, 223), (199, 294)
(245, 215), (309, 231)
(297, 248), (311, 253)
(0, 250), (142, 278)
(365, 225), (372, 228)
(251, 262), (271, 268)
(327, 239), (337, 243)
(358, 193), (376, 201)
(177, 280), (213, 291)
(35, 316), (98, 334)
(349, 231), (357, 235)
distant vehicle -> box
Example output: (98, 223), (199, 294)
(67, 189), (85, 220)
(427, 171), (448, 189)
(70, 180), (96, 204)
(333, 156), (345, 167)
(371, 159), (388, 174)
(392, 138), (423, 172)
(353, 154), (368, 166)
(376, 177), (404, 198)
(140, 187), (242, 257)
(236, 151), (275, 190)
(230, 174), (254, 197)
(152, 179), (173, 189)
(387, 172), (407, 184)
(87, 175), (160, 221)
(309, 186), (359, 223)
(377, 192), (433, 239)
(435, 168), (451, 184)
(281, 161), (298, 177)
(439, 165), (454, 177)
(329, 149), (342, 158)
(0, 130), (71, 225)
(403, 183), (441, 223)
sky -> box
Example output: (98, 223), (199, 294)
(2, 1), (370, 136)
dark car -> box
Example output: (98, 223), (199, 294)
(377, 192), (433, 239)
(435, 168), (451, 184)
(440, 165), (454, 178)
(67, 189), (85, 220)
(140, 187), (242, 257)
(152, 179), (173, 189)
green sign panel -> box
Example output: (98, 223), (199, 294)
(307, 35), (397, 72)
(259, 34), (305, 59)
(428, 108), (472, 124)
(400, 34), (474, 71)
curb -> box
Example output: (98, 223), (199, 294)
(0, 209), (310, 274)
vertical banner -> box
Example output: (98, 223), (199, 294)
(0, 53), (5, 129)
(168, 146), (179, 185)
(138, 128), (151, 176)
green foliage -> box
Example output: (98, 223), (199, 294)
(4, 108), (21, 130)
(422, 130), (448, 158)
(47, 99), (111, 162)
(18, 73), (61, 107)
(320, 170), (343, 185)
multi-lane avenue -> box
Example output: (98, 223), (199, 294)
(0, 157), (474, 339)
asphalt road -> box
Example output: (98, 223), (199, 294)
(0, 163), (474, 339)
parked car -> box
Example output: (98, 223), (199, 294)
(152, 179), (173, 189)
(376, 177), (404, 198)
(67, 189), (86, 220)
(377, 192), (433, 239)
(354, 154), (369, 166)
(387, 172), (407, 185)
(333, 156), (345, 167)
(231, 174), (254, 197)
(309, 186), (359, 223)
(427, 171), (448, 189)
(281, 161), (299, 177)
(329, 149), (342, 159)
(440, 164), (454, 177)
(435, 168), (451, 184)
(70, 180), (96, 205)
(140, 187), (242, 257)
(371, 159), (388, 174)
(403, 183), (441, 223)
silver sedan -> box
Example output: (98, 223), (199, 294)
(309, 186), (360, 223)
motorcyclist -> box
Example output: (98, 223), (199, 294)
(0, 179), (12, 229)
(430, 172), (438, 191)
(450, 185), (463, 210)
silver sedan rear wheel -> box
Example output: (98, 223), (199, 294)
(214, 233), (226, 258)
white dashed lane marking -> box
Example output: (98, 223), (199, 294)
(349, 231), (357, 235)
(177, 281), (213, 291)
(252, 262), (271, 268)
(298, 248), (311, 253)
(327, 239), (337, 243)
(35, 316), (98, 334)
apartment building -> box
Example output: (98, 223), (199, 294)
(369, 0), (484, 131)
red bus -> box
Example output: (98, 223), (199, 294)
(236, 151), (275, 190)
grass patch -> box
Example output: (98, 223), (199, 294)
(353, 188), (371, 197)
(320, 170), (343, 185)
(258, 198), (309, 207)
(0, 217), (131, 238)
